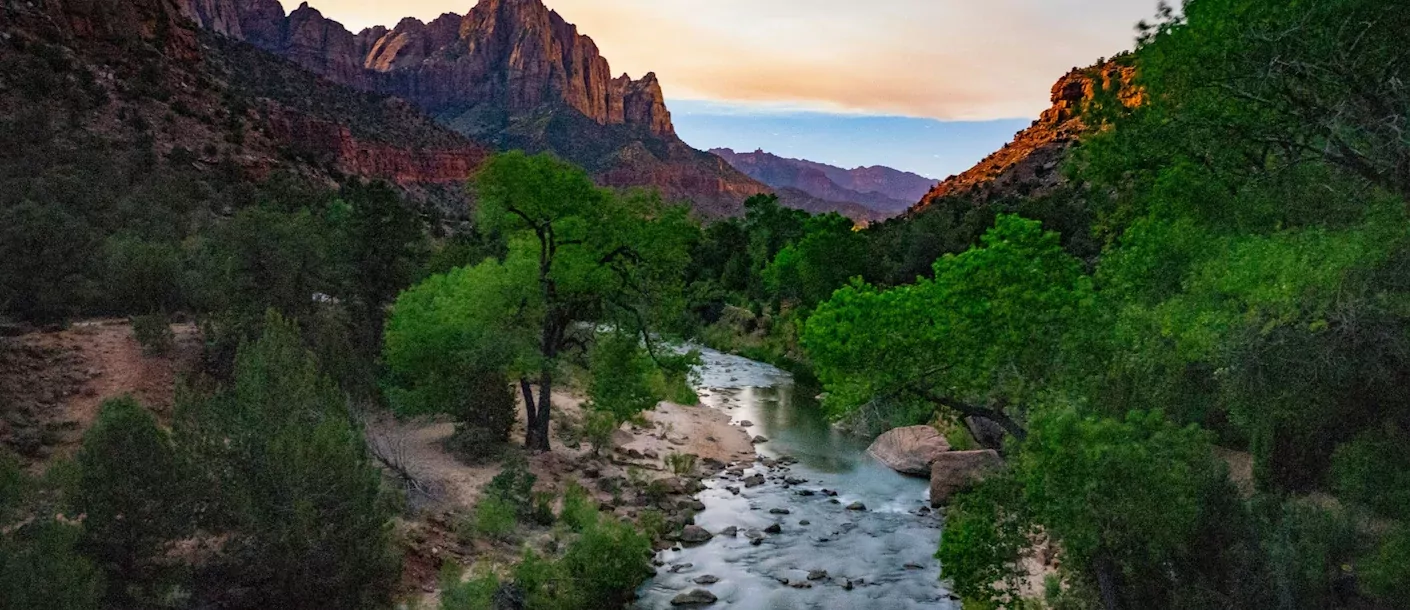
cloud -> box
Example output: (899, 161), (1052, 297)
(279, 0), (1161, 120)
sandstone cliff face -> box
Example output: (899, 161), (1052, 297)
(211, 0), (673, 139)
(908, 60), (1140, 215)
(6, 0), (487, 213)
(180, 0), (772, 217)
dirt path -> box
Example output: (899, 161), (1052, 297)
(0, 318), (200, 468)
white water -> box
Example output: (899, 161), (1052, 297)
(635, 348), (956, 609)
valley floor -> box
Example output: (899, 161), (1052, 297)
(0, 319), (757, 607)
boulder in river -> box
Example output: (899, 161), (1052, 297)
(866, 426), (951, 476)
(694, 574), (720, 585)
(671, 589), (718, 606)
(680, 525), (713, 544)
(929, 449), (1005, 506)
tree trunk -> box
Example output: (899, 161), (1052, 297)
(519, 377), (538, 450)
(530, 366), (553, 452)
(1093, 552), (1123, 610)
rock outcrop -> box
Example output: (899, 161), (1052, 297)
(713, 148), (936, 218)
(929, 450), (1006, 507)
(6, 0), (488, 219)
(866, 426), (951, 476)
(178, 0), (775, 216)
(907, 59), (1141, 215)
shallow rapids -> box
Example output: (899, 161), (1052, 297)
(635, 348), (956, 609)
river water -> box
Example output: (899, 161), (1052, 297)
(635, 348), (956, 609)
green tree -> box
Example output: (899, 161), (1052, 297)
(804, 215), (1096, 443)
(73, 397), (192, 604)
(178, 312), (398, 609)
(763, 212), (869, 309)
(0, 453), (101, 610)
(331, 180), (429, 356)
(405, 152), (696, 452)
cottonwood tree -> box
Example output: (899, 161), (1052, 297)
(803, 215), (1096, 446)
(386, 152), (694, 452)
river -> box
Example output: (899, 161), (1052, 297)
(635, 348), (956, 609)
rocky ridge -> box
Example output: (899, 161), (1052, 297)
(4, 0), (489, 217)
(907, 60), (1141, 215)
(713, 148), (936, 218)
(179, 0), (791, 217)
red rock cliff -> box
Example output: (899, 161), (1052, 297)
(908, 60), (1141, 215)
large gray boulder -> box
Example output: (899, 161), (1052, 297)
(929, 450), (1005, 506)
(671, 589), (718, 606)
(866, 426), (951, 476)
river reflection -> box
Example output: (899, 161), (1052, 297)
(635, 348), (955, 609)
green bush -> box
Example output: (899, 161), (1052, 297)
(636, 509), (668, 541)
(444, 371), (517, 464)
(469, 495), (518, 543)
(439, 563), (503, 610)
(559, 517), (654, 608)
(665, 453), (697, 477)
(0, 453), (101, 610)
(131, 313), (175, 356)
(559, 482), (598, 532)
(0, 519), (102, 610)
(485, 452), (538, 520)
(1361, 526), (1410, 600)
(176, 312), (399, 609)
(583, 410), (617, 457)
(530, 491), (556, 527)
(73, 397), (190, 604)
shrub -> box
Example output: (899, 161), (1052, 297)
(665, 453), (697, 477)
(559, 482), (598, 532)
(439, 563), (503, 610)
(0, 453), (101, 610)
(176, 312), (399, 609)
(559, 518), (654, 608)
(131, 313), (174, 356)
(583, 410), (617, 457)
(73, 397), (190, 603)
(636, 509), (668, 541)
(1361, 526), (1410, 601)
(445, 371), (517, 464)
(485, 452), (538, 520)
(469, 495), (518, 543)
(530, 491), (557, 527)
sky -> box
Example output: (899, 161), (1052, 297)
(276, 0), (1160, 177)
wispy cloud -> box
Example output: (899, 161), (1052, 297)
(278, 0), (1160, 120)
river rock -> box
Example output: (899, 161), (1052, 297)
(808, 569), (828, 581)
(740, 420), (754, 427)
(744, 528), (766, 540)
(764, 523), (782, 534)
(865, 426), (951, 476)
(769, 508), (791, 515)
(846, 502), (867, 511)
(694, 574), (720, 585)
(743, 474), (765, 488)
(966, 416), (1008, 452)
(929, 450), (1005, 507)
(680, 525), (713, 544)
(753, 435), (769, 444)
(671, 589), (718, 606)
(720, 526), (738, 537)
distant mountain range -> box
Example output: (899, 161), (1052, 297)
(711, 148), (936, 218)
